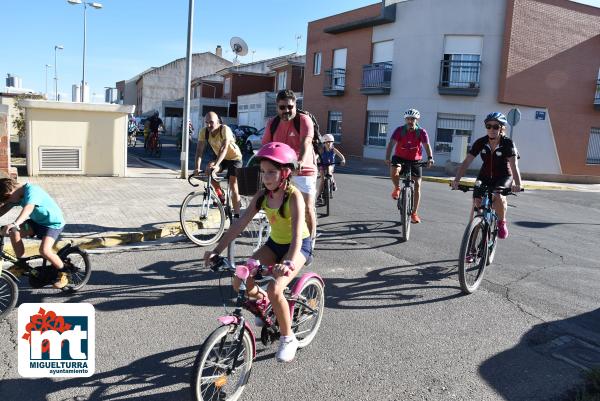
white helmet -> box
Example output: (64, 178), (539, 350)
(322, 134), (335, 143)
(404, 108), (420, 119)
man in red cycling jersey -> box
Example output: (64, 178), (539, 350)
(385, 108), (434, 223)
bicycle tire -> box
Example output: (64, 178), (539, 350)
(458, 216), (488, 294)
(292, 276), (325, 348)
(324, 180), (330, 217)
(156, 140), (162, 157)
(180, 191), (226, 246)
(0, 274), (18, 319)
(190, 324), (253, 401)
(61, 248), (92, 292)
(486, 218), (498, 266)
(400, 187), (412, 242)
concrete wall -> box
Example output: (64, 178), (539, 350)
(361, 0), (561, 175)
(21, 100), (134, 176)
(304, 4), (381, 157)
(237, 92), (276, 130)
(139, 53), (231, 115)
(499, 0), (600, 176)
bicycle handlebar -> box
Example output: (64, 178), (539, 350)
(317, 161), (344, 167)
(207, 256), (290, 280)
(452, 183), (524, 195)
(391, 160), (430, 167)
(188, 168), (223, 187)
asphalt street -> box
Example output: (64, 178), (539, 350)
(1, 169), (599, 400)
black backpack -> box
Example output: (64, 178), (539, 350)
(269, 109), (323, 154)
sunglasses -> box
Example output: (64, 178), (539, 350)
(278, 105), (294, 111)
(485, 124), (501, 130)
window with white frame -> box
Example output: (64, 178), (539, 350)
(224, 77), (231, 94)
(442, 35), (482, 88)
(277, 71), (287, 90)
(586, 127), (600, 164)
(367, 111), (388, 147)
(435, 113), (475, 153)
(327, 111), (342, 142)
(313, 52), (322, 75)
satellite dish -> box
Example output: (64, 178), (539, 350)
(230, 37), (248, 64)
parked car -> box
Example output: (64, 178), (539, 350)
(246, 127), (265, 153)
(233, 125), (259, 154)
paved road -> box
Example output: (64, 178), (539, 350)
(1, 171), (599, 400)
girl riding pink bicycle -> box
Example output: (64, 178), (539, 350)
(204, 142), (312, 363)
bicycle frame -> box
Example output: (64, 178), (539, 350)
(208, 256), (324, 365)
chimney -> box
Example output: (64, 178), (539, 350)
(216, 45), (222, 57)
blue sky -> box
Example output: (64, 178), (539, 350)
(1, 0), (598, 102)
(0, 0), (376, 102)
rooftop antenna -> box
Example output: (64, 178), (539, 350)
(230, 36), (248, 65)
(278, 46), (284, 56)
(295, 34), (302, 54)
(251, 50), (256, 62)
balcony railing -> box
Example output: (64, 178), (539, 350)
(438, 60), (481, 96)
(323, 68), (346, 96)
(360, 62), (392, 95)
(594, 79), (600, 110)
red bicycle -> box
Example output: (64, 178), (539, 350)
(145, 131), (162, 157)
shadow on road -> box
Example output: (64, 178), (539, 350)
(325, 259), (462, 310)
(1, 345), (197, 401)
(514, 220), (600, 229)
(479, 308), (600, 401)
(315, 219), (403, 250)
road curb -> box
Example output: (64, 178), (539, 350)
(6, 222), (185, 258)
(421, 176), (577, 191)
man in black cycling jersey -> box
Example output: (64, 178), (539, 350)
(451, 112), (522, 239)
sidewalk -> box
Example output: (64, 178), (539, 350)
(5, 153), (599, 257)
(337, 158), (600, 192)
(4, 156), (191, 256)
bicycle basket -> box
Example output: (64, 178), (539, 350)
(237, 166), (261, 196)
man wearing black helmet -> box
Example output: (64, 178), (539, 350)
(451, 112), (522, 239)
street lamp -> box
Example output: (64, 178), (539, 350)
(44, 64), (52, 98)
(67, 0), (103, 102)
(54, 45), (64, 101)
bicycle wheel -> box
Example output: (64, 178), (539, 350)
(180, 191), (226, 246)
(156, 140), (162, 157)
(292, 277), (325, 348)
(190, 324), (253, 401)
(400, 187), (412, 242)
(61, 248), (92, 291)
(323, 180), (330, 217)
(458, 216), (488, 294)
(0, 274), (18, 319)
(486, 218), (499, 266)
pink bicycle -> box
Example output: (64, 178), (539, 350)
(191, 256), (325, 401)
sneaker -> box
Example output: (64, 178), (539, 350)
(465, 254), (475, 263)
(391, 187), (401, 200)
(498, 220), (509, 239)
(53, 270), (69, 289)
(276, 335), (299, 363)
(410, 213), (421, 224)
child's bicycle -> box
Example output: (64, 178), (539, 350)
(317, 161), (342, 217)
(0, 235), (92, 319)
(190, 255), (325, 401)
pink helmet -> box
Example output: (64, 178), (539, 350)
(255, 142), (298, 169)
